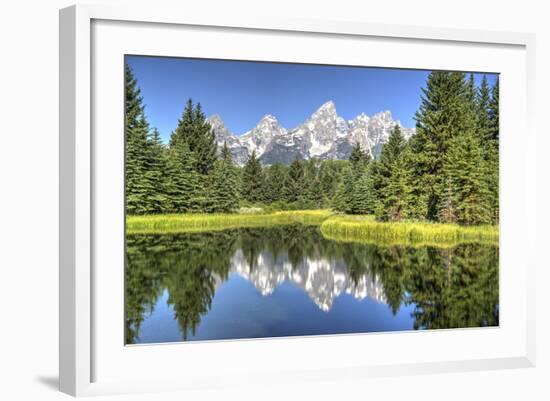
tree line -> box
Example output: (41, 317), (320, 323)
(126, 64), (499, 225)
(332, 72), (499, 225)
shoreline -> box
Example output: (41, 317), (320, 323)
(126, 210), (499, 247)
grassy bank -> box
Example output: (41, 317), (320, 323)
(126, 210), (333, 234)
(319, 215), (499, 247)
(127, 210), (498, 247)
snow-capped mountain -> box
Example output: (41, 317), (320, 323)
(207, 101), (414, 166)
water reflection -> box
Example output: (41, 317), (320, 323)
(125, 225), (499, 344)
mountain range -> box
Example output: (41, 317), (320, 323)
(207, 100), (415, 165)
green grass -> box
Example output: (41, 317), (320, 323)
(127, 210), (499, 247)
(319, 215), (499, 247)
(126, 210), (334, 234)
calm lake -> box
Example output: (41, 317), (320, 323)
(125, 225), (499, 344)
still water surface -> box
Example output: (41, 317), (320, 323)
(125, 225), (498, 344)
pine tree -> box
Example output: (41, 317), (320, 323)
(409, 71), (476, 220)
(353, 163), (377, 214)
(476, 75), (492, 143)
(332, 166), (355, 213)
(375, 124), (411, 221)
(283, 158), (305, 203)
(142, 128), (169, 213)
(170, 99), (217, 175)
(125, 64), (153, 215)
(241, 150), (264, 202)
(165, 141), (200, 213)
(207, 143), (240, 212)
(486, 77), (500, 223)
(488, 77), (499, 141)
(441, 132), (492, 225)
(193, 103), (217, 175)
(263, 163), (287, 203)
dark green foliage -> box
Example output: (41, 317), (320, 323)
(349, 142), (371, 173)
(488, 77), (499, 141)
(409, 71), (478, 220)
(142, 129), (169, 214)
(369, 125), (412, 221)
(283, 158), (305, 203)
(441, 132), (491, 225)
(165, 141), (201, 213)
(125, 64), (167, 215)
(206, 143), (240, 212)
(170, 99), (217, 175)
(241, 150), (265, 202)
(263, 163), (288, 203)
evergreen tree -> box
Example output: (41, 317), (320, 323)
(441, 132), (492, 225)
(488, 77), (500, 141)
(349, 143), (370, 173)
(332, 166), (355, 213)
(241, 150), (264, 202)
(170, 99), (217, 175)
(207, 143), (240, 212)
(375, 124), (411, 221)
(283, 158), (305, 203)
(193, 103), (218, 175)
(165, 141), (200, 213)
(263, 163), (287, 203)
(409, 71), (476, 220)
(125, 64), (153, 215)
(353, 163), (377, 214)
(142, 128), (169, 214)
(476, 75), (492, 143)
(301, 159), (323, 208)
(486, 77), (500, 223)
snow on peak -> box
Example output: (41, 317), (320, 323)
(207, 101), (415, 166)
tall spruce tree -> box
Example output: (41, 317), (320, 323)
(476, 75), (492, 142)
(409, 71), (476, 220)
(170, 99), (217, 175)
(193, 103), (218, 175)
(207, 142), (240, 212)
(488, 77), (500, 141)
(165, 140), (200, 213)
(375, 124), (411, 221)
(241, 150), (264, 202)
(142, 128), (169, 214)
(125, 64), (153, 215)
(263, 163), (287, 203)
(283, 158), (305, 203)
(441, 132), (492, 225)
(332, 166), (356, 214)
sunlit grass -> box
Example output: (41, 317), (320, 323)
(319, 215), (499, 247)
(127, 210), (499, 247)
(126, 210), (334, 234)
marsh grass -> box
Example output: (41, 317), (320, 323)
(319, 215), (499, 247)
(126, 210), (333, 234)
(127, 210), (498, 247)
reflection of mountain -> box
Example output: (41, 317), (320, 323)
(230, 249), (386, 311)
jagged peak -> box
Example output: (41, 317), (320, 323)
(312, 100), (337, 117)
(371, 110), (393, 120)
(258, 114), (279, 124)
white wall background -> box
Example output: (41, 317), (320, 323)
(0, 0), (547, 400)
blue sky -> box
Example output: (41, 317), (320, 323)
(126, 55), (497, 143)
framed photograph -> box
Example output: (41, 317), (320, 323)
(59, 4), (536, 397)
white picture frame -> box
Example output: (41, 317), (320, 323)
(59, 3), (536, 397)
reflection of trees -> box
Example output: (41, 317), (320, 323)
(125, 231), (237, 343)
(405, 244), (499, 329)
(126, 226), (499, 343)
